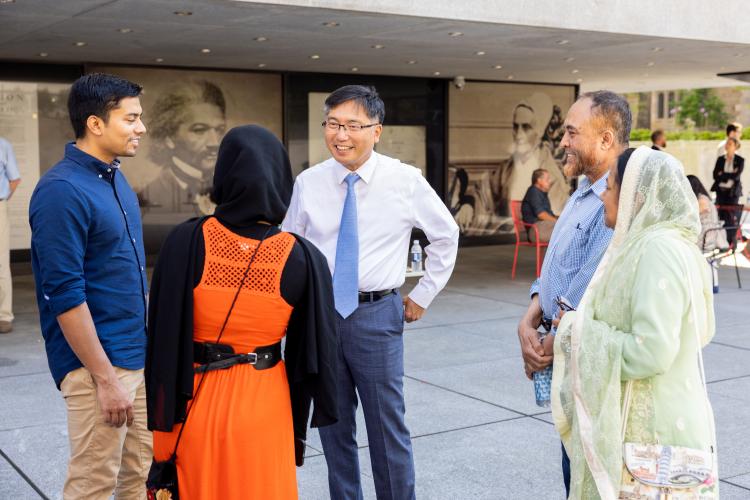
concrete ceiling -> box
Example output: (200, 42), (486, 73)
(1, 0), (749, 92)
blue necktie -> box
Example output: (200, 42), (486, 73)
(333, 173), (361, 318)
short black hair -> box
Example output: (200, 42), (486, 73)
(531, 168), (548, 185)
(68, 73), (143, 139)
(651, 129), (664, 143)
(726, 123), (738, 136)
(578, 90), (632, 146)
(324, 85), (385, 124)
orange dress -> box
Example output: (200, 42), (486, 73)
(153, 218), (298, 499)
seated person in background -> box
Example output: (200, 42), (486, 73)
(521, 168), (557, 242)
(688, 174), (729, 251)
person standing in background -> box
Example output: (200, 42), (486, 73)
(711, 136), (744, 245)
(716, 122), (742, 157)
(0, 137), (21, 334)
(650, 129), (666, 151)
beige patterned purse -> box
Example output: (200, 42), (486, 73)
(618, 261), (717, 500)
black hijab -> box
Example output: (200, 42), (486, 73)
(146, 125), (339, 444)
(212, 125), (292, 226)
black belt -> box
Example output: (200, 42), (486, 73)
(358, 289), (395, 303)
(194, 341), (281, 373)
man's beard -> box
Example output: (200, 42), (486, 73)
(511, 140), (538, 163)
(198, 156), (217, 173)
(563, 144), (597, 178)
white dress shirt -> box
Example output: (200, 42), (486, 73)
(282, 151), (459, 308)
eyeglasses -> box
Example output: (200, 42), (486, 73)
(322, 120), (380, 133)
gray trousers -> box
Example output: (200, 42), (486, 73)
(319, 290), (416, 500)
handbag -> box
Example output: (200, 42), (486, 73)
(146, 225), (271, 500)
(618, 257), (717, 500)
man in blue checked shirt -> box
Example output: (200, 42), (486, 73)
(0, 137), (21, 333)
(29, 73), (151, 499)
(516, 90), (632, 497)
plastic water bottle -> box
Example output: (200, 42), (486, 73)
(711, 260), (719, 294)
(410, 240), (423, 273)
(533, 366), (553, 408)
(533, 332), (553, 407)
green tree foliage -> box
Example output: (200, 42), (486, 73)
(675, 89), (728, 130)
(629, 128), (726, 141)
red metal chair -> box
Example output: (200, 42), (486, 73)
(715, 203), (745, 245)
(510, 200), (548, 279)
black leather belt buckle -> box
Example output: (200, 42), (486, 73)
(252, 345), (280, 370)
(194, 341), (282, 373)
(358, 289), (395, 303)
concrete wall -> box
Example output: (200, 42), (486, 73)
(633, 140), (750, 200)
(246, 0), (750, 44)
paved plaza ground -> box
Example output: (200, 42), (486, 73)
(1, 245), (749, 499)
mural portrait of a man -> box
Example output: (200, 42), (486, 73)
(143, 80), (227, 216)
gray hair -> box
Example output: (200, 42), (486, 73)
(579, 90), (632, 146)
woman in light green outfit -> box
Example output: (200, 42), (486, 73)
(551, 146), (718, 499)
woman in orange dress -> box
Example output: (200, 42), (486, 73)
(145, 125), (338, 499)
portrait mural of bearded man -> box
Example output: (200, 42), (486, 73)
(144, 80), (227, 216)
(88, 66), (283, 253)
(448, 82), (575, 237)
(499, 93), (570, 214)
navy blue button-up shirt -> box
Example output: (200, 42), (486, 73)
(30, 143), (148, 387)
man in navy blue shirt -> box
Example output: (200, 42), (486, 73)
(521, 168), (558, 242)
(29, 73), (150, 499)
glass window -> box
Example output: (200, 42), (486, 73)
(668, 92), (675, 116)
(657, 92), (665, 119)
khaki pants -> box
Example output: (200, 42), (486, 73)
(0, 200), (12, 322)
(528, 220), (556, 243)
(60, 367), (152, 500)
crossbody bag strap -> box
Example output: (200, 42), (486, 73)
(620, 252), (714, 450)
(682, 256), (715, 455)
(167, 224), (273, 460)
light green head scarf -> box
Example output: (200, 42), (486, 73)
(551, 146), (711, 499)
(607, 146), (700, 259)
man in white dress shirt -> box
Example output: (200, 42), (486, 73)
(283, 85), (458, 500)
